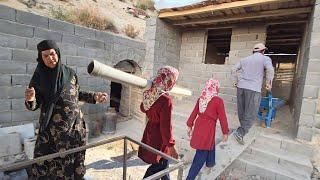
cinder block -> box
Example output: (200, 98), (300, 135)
(0, 46), (12, 60)
(24, 138), (36, 159)
(58, 43), (77, 56)
(297, 126), (313, 141)
(0, 99), (11, 112)
(0, 19), (34, 38)
(62, 35), (85, 47)
(8, 86), (25, 99)
(34, 27), (63, 42)
(84, 39), (105, 49)
(0, 133), (22, 157)
(26, 63), (37, 74)
(16, 11), (48, 29)
(0, 5), (16, 21)
(310, 32), (320, 46)
(0, 33), (27, 49)
(11, 74), (32, 86)
(307, 60), (320, 73)
(76, 67), (89, 76)
(315, 115), (320, 129)
(12, 110), (38, 122)
(26, 38), (43, 51)
(11, 98), (27, 111)
(309, 45), (320, 59)
(95, 31), (114, 43)
(75, 26), (95, 39)
(303, 85), (319, 98)
(77, 47), (96, 58)
(0, 75), (11, 86)
(12, 49), (37, 62)
(0, 123), (35, 140)
(66, 56), (91, 67)
(232, 26), (249, 35)
(301, 99), (317, 114)
(49, 18), (75, 34)
(299, 114), (315, 127)
(113, 43), (127, 52)
(0, 61), (26, 74)
(0, 111), (11, 123)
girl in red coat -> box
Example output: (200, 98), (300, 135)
(138, 66), (179, 180)
(186, 78), (229, 180)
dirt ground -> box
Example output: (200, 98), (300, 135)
(0, 0), (153, 39)
(84, 139), (179, 180)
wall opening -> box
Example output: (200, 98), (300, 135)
(264, 23), (305, 136)
(204, 28), (232, 64)
(110, 60), (141, 113)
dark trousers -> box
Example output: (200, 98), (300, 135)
(143, 158), (170, 180)
(236, 88), (261, 137)
(186, 148), (216, 180)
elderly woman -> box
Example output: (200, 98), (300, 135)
(138, 66), (179, 180)
(25, 40), (107, 179)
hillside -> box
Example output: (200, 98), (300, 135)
(0, 0), (156, 39)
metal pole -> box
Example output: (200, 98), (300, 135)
(123, 138), (128, 180)
(177, 167), (184, 180)
(143, 162), (184, 180)
(126, 137), (179, 163)
(0, 135), (125, 172)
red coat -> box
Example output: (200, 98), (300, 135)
(138, 94), (175, 164)
(187, 97), (229, 150)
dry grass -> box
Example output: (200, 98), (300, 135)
(136, 0), (155, 11)
(123, 24), (140, 38)
(73, 6), (117, 32)
(49, 6), (118, 33)
(49, 6), (74, 22)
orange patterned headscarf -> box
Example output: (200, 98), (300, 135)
(199, 78), (220, 113)
(142, 66), (179, 111)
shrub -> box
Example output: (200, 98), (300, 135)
(49, 6), (74, 22)
(136, 0), (155, 11)
(123, 24), (140, 38)
(73, 7), (118, 32)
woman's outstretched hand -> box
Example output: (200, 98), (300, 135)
(94, 92), (108, 103)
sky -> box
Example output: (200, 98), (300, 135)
(154, 0), (204, 10)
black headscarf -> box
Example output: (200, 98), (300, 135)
(29, 40), (75, 132)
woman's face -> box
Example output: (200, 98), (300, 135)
(41, 49), (58, 68)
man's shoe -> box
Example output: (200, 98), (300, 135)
(233, 131), (245, 145)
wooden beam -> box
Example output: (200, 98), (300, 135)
(173, 7), (312, 26)
(158, 0), (295, 19)
(183, 19), (306, 31)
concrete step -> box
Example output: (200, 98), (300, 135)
(249, 140), (313, 175)
(253, 133), (314, 158)
(239, 150), (311, 180)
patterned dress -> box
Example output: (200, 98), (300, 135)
(26, 75), (96, 180)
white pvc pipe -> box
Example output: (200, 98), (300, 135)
(87, 60), (192, 96)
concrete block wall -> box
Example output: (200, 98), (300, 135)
(177, 30), (237, 117)
(0, 5), (146, 131)
(228, 24), (266, 65)
(296, 1), (320, 141)
(145, 18), (182, 77)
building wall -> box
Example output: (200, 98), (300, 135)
(296, 1), (320, 141)
(145, 18), (182, 76)
(177, 25), (266, 118)
(0, 5), (146, 134)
